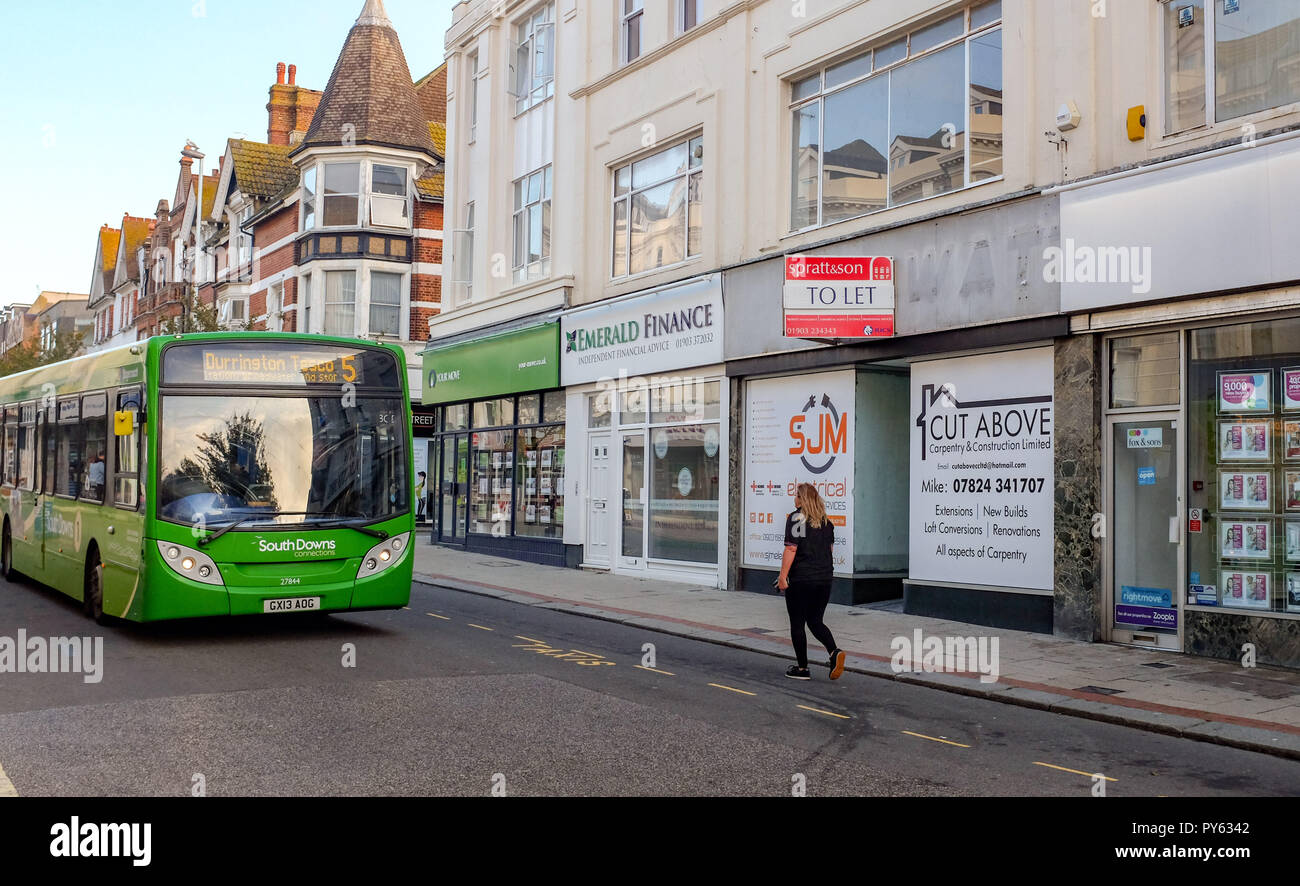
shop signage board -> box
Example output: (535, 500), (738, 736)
(782, 255), (894, 339)
(422, 324), (560, 405)
(561, 275), (723, 386)
(909, 347), (1055, 592)
(741, 370), (855, 574)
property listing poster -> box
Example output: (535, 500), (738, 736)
(742, 370), (854, 573)
(909, 348), (1055, 591)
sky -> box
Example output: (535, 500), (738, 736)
(0, 0), (457, 308)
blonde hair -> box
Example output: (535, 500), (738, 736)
(795, 483), (827, 529)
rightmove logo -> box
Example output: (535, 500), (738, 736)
(0, 630), (104, 683)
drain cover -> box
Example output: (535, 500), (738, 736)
(1141, 661), (1176, 669)
(1077, 685), (1125, 696)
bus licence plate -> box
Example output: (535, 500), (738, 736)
(263, 597), (322, 613)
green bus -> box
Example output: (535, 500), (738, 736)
(0, 333), (414, 622)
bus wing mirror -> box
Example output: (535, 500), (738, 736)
(114, 411), (135, 436)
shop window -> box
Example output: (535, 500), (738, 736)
(1188, 317), (1300, 615)
(648, 422), (720, 563)
(542, 391), (566, 423)
(515, 424), (564, 538)
(471, 429), (514, 535)
(518, 393), (541, 425)
(651, 379), (720, 423)
(1110, 332), (1180, 408)
(620, 388), (648, 425)
(444, 403), (470, 431)
(588, 391), (612, 428)
(473, 398), (515, 429)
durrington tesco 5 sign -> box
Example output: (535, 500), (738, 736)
(783, 255), (895, 339)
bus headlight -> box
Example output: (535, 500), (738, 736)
(156, 541), (224, 586)
(357, 532), (410, 580)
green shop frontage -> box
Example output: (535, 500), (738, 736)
(421, 320), (574, 567)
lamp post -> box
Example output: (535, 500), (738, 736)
(181, 142), (205, 333)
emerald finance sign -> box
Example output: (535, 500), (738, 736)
(783, 255), (895, 339)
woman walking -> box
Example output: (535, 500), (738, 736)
(776, 483), (846, 681)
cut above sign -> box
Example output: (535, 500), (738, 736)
(783, 255), (895, 339)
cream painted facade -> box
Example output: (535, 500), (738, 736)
(437, 0), (1300, 326)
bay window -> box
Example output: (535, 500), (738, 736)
(788, 1), (1002, 230)
(324, 270), (356, 337)
(322, 162), (360, 227)
(370, 271), (403, 337)
(370, 164), (410, 228)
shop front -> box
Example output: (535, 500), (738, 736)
(561, 275), (729, 587)
(1061, 131), (1300, 666)
(422, 321), (573, 567)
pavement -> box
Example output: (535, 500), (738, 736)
(413, 539), (1300, 760)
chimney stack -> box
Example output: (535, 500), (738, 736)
(288, 64), (297, 86)
(276, 62), (286, 85)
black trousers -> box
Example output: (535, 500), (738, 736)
(785, 579), (836, 668)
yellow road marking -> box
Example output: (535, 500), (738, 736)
(708, 683), (756, 696)
(515, 635), (544, 644)
(1033, 762), (1117, 782)
(568, 648), (601, 657)
(426, 612), (450, 620)
(902, 730), (969, 748)
(0, 762), (16, 798)
(635, 665), (676, 676)
(798, 704), (850, 720)
(468, 624), (494, 631)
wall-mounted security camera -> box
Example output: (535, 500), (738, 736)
(1055, 101), (1081, 132)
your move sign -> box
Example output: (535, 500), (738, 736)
(783, 255), (895, 339)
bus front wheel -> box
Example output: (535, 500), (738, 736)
(84, 553), (107, 624)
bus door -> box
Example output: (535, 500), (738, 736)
(12, 402), (44, 574)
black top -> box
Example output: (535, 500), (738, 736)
(784, 509), (835, 583)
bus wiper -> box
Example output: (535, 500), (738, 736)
(311, 518), (390, 539)
(197, 511), (283, 546)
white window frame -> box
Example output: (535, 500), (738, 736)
(678, 0), (699, 35)
(368, 270), (404, 339)
(512, 166), (552, 284)
(788, 3), (1003, 233)
(319, 161), (362, 229)
(610, 136), (703, 281)
(451, 201), (475, 306)
(1157, 0), (1300, 138)
(267, 281), (284, 332)
(302, 166), (318, 230)
(512, 4), (555, 115)
(369, 163), (412, 229)
(622, 0), (644, 64)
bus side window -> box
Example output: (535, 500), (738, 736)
(81, 393), (108, 504)
(56, 398), (83, 498)
(115, 389), (142, 508)
(42, 407), (57, 495)
(1, 405), (15, 488)
(17, 403), (35, 492)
